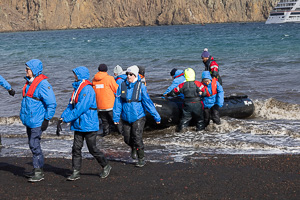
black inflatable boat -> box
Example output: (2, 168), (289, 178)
(145, 95), (255, 129)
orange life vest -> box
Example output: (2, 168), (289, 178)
(71, 80), (92, 104)
(140, 74), (146, 86)
(22, 74), (48, 100)
(205, 78), (217, 97)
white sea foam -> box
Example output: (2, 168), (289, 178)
(253, 98), (300, 120)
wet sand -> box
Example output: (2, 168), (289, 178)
(0, 155), (299, 200)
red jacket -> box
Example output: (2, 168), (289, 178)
(205, 56), (219, 73)
(174, 80), (205, 94)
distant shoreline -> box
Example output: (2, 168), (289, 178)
(0, 21), (267, 34)
(0, 0), (277, 33)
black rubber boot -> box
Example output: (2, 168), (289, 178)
(131, 147), (137, 159)
(24, 169), (35, 178)
(196, 121), (205, 132)
(100, 164), (112, 179)
(67, 170), (80, 181)
(28, 168), (44, 182)
(136, 149), (146, 167)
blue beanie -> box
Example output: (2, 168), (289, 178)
(201, 48), (210, 58)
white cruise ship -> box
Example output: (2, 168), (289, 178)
(266, 0), (300, 24)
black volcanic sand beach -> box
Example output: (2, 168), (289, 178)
(0, 155), (299, 200)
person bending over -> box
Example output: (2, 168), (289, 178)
(169, 68), (205, 132)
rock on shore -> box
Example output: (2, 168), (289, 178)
(0, 0), (278, 32)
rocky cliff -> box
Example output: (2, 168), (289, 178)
(0, 0), (278, 32)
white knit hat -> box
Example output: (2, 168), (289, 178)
(114, 65), (123, 75)
(126, 65), (139, 77)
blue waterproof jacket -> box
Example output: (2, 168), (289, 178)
(163, 70), (186, 98)
(20, 59), (57, 128)
(201, 71), (224, 108)
(113, 77), (161, 124)
(61, 66), (99, 132)
(115, 74), (127, 86)
(0, 75), (12, 90)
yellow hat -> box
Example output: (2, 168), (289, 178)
(184, 68), (195, 81)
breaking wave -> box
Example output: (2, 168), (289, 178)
(253, 98), (300, 120)
(0, 98), (299, 126)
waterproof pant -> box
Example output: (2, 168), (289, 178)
(122, 117), (146, 152)
(72, 131), (108, 171)
(204, 105), (221, 127)
(26, 127), (44, 169)
(98, 110), (114, 136)
(116, 119), (124, 135)
(178, 101), (205, 131)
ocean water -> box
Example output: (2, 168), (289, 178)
(0, 22), (299, 163)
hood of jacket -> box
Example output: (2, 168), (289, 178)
(202, 71), (212, 81)
(73, 66), (90, 81)
(115, 74), (127, 80)
(173, 69), (184, 79)
(25, 59), (43, 77)
(93, 71), (108, 82)
(184, 68), (196, 81)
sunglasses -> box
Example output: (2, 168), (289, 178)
(126, 72), (135, 77)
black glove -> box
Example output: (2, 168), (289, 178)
(8, 89), (15, 96)
(41, 120), (49, 131)
(166, 91), (176, 97)
(56, 119), (63, 136)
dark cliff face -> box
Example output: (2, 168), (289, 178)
(0, 0), (278, 32)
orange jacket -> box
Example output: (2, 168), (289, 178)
(92, 72), (118, 110)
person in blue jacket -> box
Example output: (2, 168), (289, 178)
(113, 65), (127, 86)
(113, 65), (161, 167)
(163, 68), (186, 98)
(0, 75), (15, 96)
(113, 65), (127, 135)
(0, 75), (15, 146)
(201, 71), (224, 127)
(20, 59), (57, 182)
(60, 66), (111, 181)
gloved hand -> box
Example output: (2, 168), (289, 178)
(8, 88), (15, 96)
(41, 120), (49, 131)
(56, 119), (63, 136)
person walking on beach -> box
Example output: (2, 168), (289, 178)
(201, 48), (222, 85)
(168, 68), (206, 132)
(114, 65), (127, 86)
(92, 64), (118, 137)
(0, 75), (15, 96)
(20, 59), (57, 182)
(201, 71), (224, 127)
(113, 65), (161, 167)
(113, 65), (126, 135)
(0, 75), (15, 146)
(60, 66), (111, 181)
(163, 68), (186, 99)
